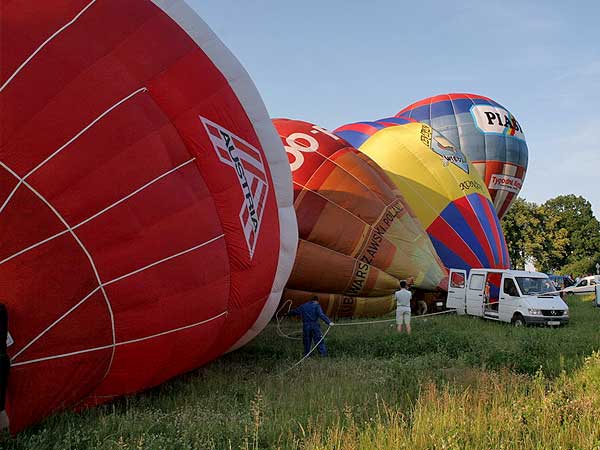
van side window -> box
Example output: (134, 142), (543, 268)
(451, 272), (465, 288)
(580, 280), (588, 287)
(503, 278), (518, 297)
(469, 274), (485, 290)
(591, 279), (597, 286)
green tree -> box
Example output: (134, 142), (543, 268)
(543, 195), (600, 269)
(561, 252), (600, 277)
(501, 195), (600, 274)
(501, 198), (543, 269)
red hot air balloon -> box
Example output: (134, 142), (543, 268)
(0, 0), (296, 432)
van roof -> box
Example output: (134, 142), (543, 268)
(467, 268), (548, 278)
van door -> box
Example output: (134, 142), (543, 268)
(446, 269), (467, 314)
(499, 276), (520, 322)
(466, 272), (486, 316)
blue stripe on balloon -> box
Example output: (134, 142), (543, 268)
(334, 130), (372, 149)
(467, 193), (501, 266)
(374, 117), (414, 125)
(429, 235), (471, 272)
(431, 100), (455, 117)
(489, 205), (510, 266)
(404, 97), (505, 120)
(439, 201), (490, 268)
(402, 104), (431, 121)
(360, 121), (387, 130)
(429, 236), (470, 273)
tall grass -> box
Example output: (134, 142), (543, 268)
(304, 354), (600, 450)
(3, 294), (600, 450)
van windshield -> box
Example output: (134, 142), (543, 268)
(515, 277), (555, 295)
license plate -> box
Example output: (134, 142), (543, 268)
(547, 321), (560, 326)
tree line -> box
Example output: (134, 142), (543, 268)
(500, 194), (600, 276)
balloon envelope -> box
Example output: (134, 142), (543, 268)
(396, 93), (528, 219)
(0, 0), (296, 432)
(335, 119), (510, 273)
(274, 118), (447, 317)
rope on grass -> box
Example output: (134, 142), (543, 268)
(274, 309), (456, 376)
(276, 324), (331, 377)
(275, 299), (302, 340)
(332, 308), (456, 326)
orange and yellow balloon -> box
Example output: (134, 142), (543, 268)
(274, 118), (447, 317)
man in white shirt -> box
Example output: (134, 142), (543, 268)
(395, 280), (412, 334)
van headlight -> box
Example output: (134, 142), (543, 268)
(528, 308), (542, 315)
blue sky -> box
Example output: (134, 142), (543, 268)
(192, 0), (600, 219)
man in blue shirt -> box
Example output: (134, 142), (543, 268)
(288, 297), (333, 356)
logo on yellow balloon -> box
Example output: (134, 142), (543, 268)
(421, 124), (470, 174)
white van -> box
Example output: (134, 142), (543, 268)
(563, 275), (600, 295)
(446, 268), (569, 326)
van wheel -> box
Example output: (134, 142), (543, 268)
(512, 314), (525, 327)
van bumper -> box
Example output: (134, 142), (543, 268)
(523, 316), (569, 326)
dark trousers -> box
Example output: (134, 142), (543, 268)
(303, 323), (327, 356)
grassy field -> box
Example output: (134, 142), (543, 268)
(3, 294), (600, 450)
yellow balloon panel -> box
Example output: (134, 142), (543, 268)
(358, 123), (492, 229)
(335, 119), (510, 273)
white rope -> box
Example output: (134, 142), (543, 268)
(275, 308), (456, 376)
(274, 299), (302, 340)
(273, 280), (597, 376)
(331, 317), (395, 326)
(332, 309), (456, 326)
(277, 325), (331, 376)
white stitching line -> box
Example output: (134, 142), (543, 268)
(0, 180), (22, 215)
(0, 0), (98, 93)
(0, 157), (197, 266)
(0, 87), (148, 216)
(11, 311), (228, 367)
(0, 161), (117, 372)
(10, 288), (100, 361)
(10, 233), (225, 363)
(26, 87), (148, 178)
(104, 234), (225, 287)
